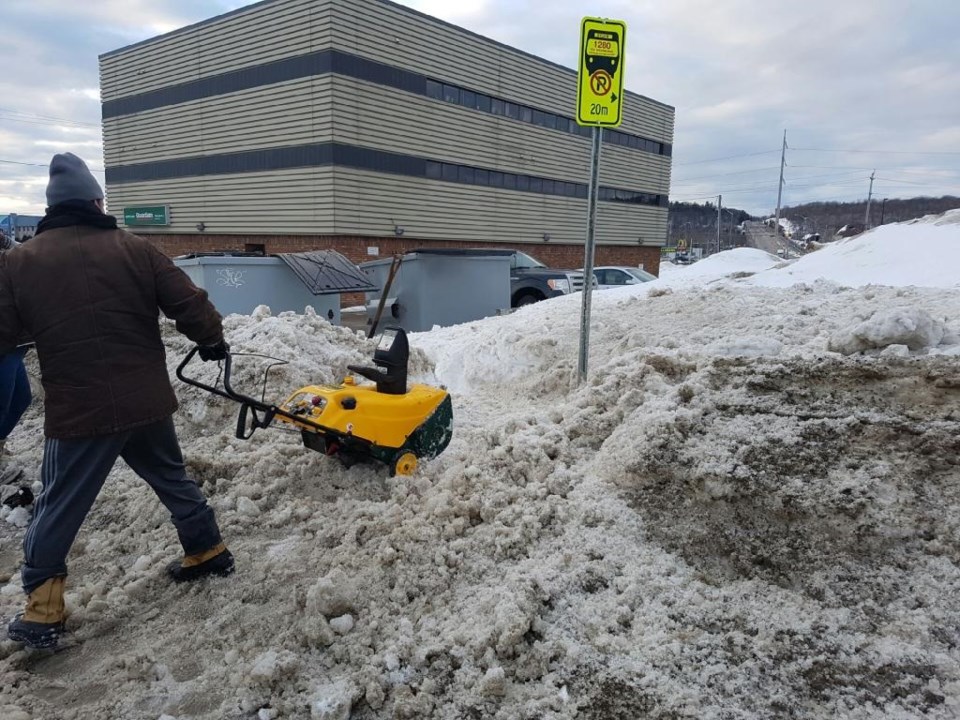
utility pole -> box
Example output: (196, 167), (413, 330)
(864, 170), (876, 229)
(716, 195), (722, 255)
(774, 129), (787, 241)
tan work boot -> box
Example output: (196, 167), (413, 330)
(167, 542), (235, 583)
(8, 576), (66, 649)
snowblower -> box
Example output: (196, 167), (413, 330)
(176, 327), (453, 476)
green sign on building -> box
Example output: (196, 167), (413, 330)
(123, 205), (170, 226)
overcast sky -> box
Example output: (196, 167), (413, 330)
(1, 0), (958, 217)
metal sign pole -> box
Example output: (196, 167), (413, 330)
(575, 16), (625, 384)
(577, 125), (603, 383)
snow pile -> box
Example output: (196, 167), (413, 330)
(828, 307), (946, 355)
(0, 213), (958, 718)
(658, 247), (783, 288)
(751, 209), (960, 289)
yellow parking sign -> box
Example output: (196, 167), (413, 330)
(576, 17), (626, 127)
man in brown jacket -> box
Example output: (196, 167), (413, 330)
(0, 153), (233, 649)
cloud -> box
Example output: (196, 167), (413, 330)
(0, 0), (231, 212)
(2, 0), (958, 215)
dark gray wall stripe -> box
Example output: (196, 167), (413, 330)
(105, 142), (668, 208)
(99, 0), (676, 110)
(107, 144), (334, 183)
(102, 51), (333, 120)
(97, 0), (674, 113)
(102, 49), (671, 157)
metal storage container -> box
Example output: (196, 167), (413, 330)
(360, 249), (512, 332)
(174, 251), (375, 322)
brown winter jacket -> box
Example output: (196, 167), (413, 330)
(0, 220), (222, 439)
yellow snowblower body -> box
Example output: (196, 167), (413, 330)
(177, 326), (453, 476)
(276, 378), (452, 475)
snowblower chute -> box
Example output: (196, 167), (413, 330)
(176, 327), (453, 476)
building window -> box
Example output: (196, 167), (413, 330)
(426, 79), (443, 99)
(442, 84), (459, 103)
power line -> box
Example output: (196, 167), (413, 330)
(0, 157), (105, 173)
(792, 147), (960, 157)
(784, 169), (868, 183)
(790, 164), (959, 176)
(669, 194), (728, 202)
(786, 178), (870, 191)
(874, 176), (960, 187)
(673, 186), (781, 198)
(786, 191), (877, 203)
(675, 178), (779, 193)
(0, 115), (100, 130)
(676, 171), (875, 196)
(676, 172), (868, 194)
(673, 149), (780, 166)
(671, 165), (781, 184)
(0, 159), (48, 168)
(0, 108), (99, 128)
(675, 170), (869, 191)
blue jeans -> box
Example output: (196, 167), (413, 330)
(0, 349), (31, 439)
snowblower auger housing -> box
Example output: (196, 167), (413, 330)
(176, 327), (453, 476)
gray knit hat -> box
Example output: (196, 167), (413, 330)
(46, 152), (104, 207)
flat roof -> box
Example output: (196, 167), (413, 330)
(100, 0), (674, 112)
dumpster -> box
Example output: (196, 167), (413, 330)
(174, 251), (375, 322)
(360, 249), (512, 332)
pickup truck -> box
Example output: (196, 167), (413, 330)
(509, 250), (589, 307)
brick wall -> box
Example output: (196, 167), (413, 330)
(146, 233), (663, 276)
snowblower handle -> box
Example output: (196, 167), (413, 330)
(175, 346), (233, 401)
(176, 346), (278, 439)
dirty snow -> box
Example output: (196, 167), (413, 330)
(0, 212), (958, 718)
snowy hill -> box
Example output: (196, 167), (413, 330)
(1, 212), (959, 718)
(750, 208), (960, 289)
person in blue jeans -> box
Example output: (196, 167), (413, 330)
(0, 230), (30, 484)
(0, 348), (31, 482)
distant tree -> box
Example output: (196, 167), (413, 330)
(782, 196), (960, 240)
(667, 201), (754, 253)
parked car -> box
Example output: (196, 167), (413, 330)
(509, 250), (589, 307)
(588, 265), (657, 289)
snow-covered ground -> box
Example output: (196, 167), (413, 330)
(1, 211), (959, 719)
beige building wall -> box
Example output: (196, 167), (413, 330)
(100, 0), (674, 247)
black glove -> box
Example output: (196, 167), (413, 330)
(198, 339), (229, 362)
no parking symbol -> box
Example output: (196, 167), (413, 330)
(576, 18), (626, 127)
(590, 70), (613, 97)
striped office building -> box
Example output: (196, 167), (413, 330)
(100, 0), (674, 272)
